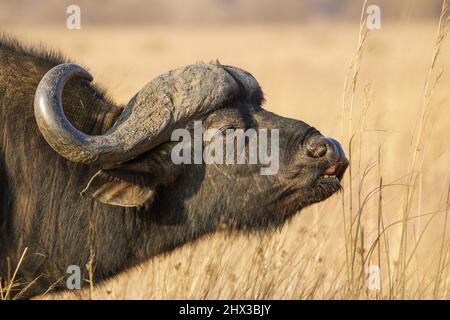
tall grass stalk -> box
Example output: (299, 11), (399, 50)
(397, 0), (449, 297)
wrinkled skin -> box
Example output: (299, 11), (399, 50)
(0, 37), (347, 298)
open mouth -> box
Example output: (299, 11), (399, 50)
(319, 160), (347, 180)
(320, 174), (340, 180)
(318, 174), (342, 188)
(317, 162), (347, 189)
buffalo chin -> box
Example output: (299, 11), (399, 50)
(314, 176), (343, 201)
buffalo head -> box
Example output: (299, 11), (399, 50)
(34, 62), (348, 231)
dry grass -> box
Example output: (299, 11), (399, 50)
(2, 5), (450, 300)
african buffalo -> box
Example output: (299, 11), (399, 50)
(0, 36), (348, 298)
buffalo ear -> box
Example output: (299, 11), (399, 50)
(81, 170), (156, 207)
(81, 150), (182, 207)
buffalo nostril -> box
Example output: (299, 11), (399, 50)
(306, 136), (328, 158)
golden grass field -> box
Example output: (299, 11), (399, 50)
(2, 16), (450, 299)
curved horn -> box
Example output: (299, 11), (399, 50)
(34, 62), (261, 165)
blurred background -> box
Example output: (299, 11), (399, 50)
(0, 0), (445, 25)
(1, 0), (449, 299)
